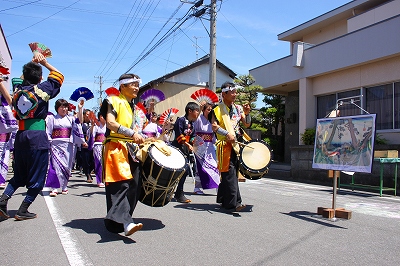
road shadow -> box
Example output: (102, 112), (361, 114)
(174, 203), (253, 217)
(64, 217), (165, 243)
(280, 210), (347, 229)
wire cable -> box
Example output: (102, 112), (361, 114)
(0, 0), (42, 12)
(6, 0), (81, 37)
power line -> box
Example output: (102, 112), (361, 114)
(220, 12), (268, 62)
(0, 0), (42, 12)
(6, 0), (81, 37)
(124, 6), (196, 74)
(100, 0), (162, 80)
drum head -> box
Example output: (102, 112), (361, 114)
(149, 144), (186, 170)
(240, 140), (272, 170)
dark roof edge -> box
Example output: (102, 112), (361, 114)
(140, 54), (236, 90)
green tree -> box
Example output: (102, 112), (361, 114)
(233, 74), (260, 108)
(233, 75), (264, 133)
(260, 94), (285, 136)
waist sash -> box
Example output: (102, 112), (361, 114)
(0, 133), (11, 142)
(143, 132), (157, 138)
(197, 132), (213, 142)
(95, 133), (106, 143)
(18, 119), (45, 131)
(52, 128), (71, 139)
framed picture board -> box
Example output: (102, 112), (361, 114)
(312, 114), (376, 173)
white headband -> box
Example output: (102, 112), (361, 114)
(119, 78), (142, 86)
(221, 86), (237, 92)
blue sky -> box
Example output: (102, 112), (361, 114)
(1, 0), (349, 110)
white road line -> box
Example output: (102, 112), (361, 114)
(44, 193), (94, 266)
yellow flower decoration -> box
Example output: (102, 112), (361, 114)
(34, 85), (50, 102)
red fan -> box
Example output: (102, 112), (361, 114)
(105, 87), (119, 96)
(88, 111), (100, 126)
(190, 88), (219, 104)
(0, 52), (10, 75)
(0, 66), (9, 75)
(159, 108), (179, 125)
(68, 103), (76, 111)
(29, 42), (52, 58)
(136, 102), (147, 114)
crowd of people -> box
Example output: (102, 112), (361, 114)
(0, 54), (252, 237)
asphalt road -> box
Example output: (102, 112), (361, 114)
(1, 171), (400, 266)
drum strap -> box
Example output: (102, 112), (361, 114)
(219, 103), (240, 155)
(137, 139), (172, 162)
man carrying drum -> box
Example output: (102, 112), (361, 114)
(100, 73), (147, 237)
(210, 82), (251, 212)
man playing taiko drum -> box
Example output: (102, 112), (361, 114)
(210, 82), (251, 212)
(100, 73), (147, 237)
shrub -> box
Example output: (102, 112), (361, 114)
(300, 128), (316, 145)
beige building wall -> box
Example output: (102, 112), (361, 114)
(303, 19), (348, 45)
(348, 0), (400, 32)
(313, 55), (400, 96)
(150, 82), (206, 119)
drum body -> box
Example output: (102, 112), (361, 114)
(140, 144), (187, 207)
(239, 140), (272, 180)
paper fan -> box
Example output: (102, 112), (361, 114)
(136, 102), (147, 114)
(0, 52), (10, 75)
(0, 66), (9, 75)
(88, 111), (100, 126)
(70, 87), (94, 102)
(105, 87), (119, 96)
(29, 42), (52, 58)
(68, 103), (76, 111)
(140, 89), (165, 104)
(159, 108), (179, 125)
(191, 88), (219, 104)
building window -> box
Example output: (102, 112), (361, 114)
(317, 83), (400, 131)
(366, 82), (399, 130)
(317, 89), (361, 119)
(317, 94), (336, 118)
(395, 82), (400, 129)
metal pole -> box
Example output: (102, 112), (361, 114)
(209, 0), (217, 92)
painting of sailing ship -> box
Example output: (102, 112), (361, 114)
(312, 114), (376, 173)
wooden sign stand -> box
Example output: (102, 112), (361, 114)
(317, 170), (352, 220)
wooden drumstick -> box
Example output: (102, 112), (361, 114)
(235, 141), (255, 149)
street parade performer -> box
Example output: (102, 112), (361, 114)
(100, 73), (147, 236)
(0, 53), (64, 220)
(210, 82), (251, 212)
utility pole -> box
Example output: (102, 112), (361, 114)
(209, 0), (217, 92)
(94, 76), (104, 112)
(181, 0), (217, 91)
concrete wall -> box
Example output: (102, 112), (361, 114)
(348, 0), (400, 32)
(303, 19), (348, 45)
